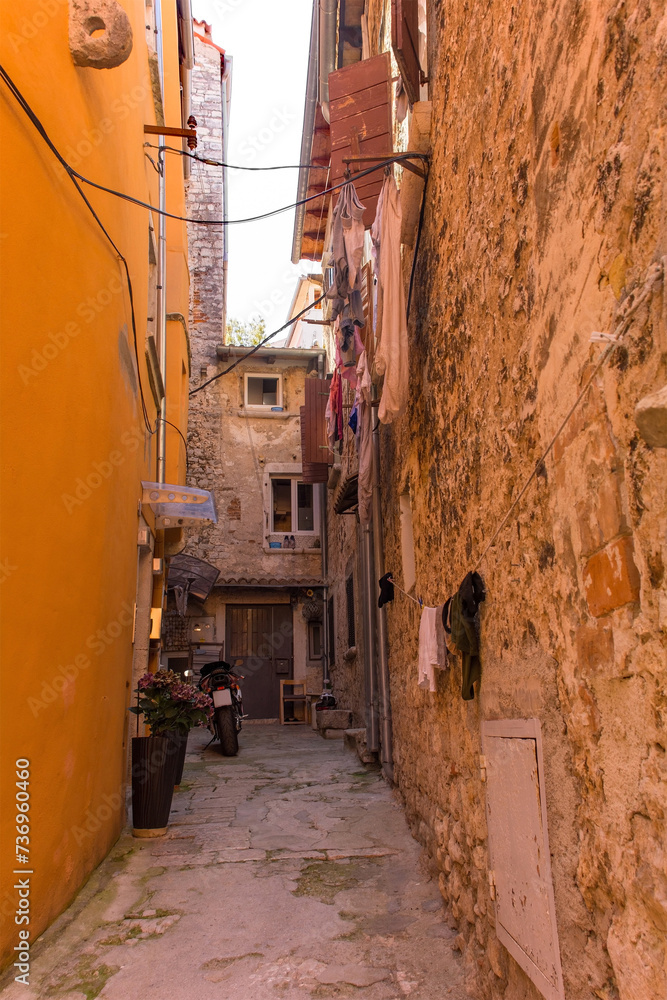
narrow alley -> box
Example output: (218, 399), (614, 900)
(0, 729), (466, 1000)
(2, 1), (666, 998)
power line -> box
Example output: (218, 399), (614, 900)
(474, 262), (664, 570)
(189, 293), (328, 396)
(156, 417), (189, 472)
(67, 151), (428, 228)
(0, 62), (155, 434)
(0, 65), (428, 229)
(146, 143), (330, 171)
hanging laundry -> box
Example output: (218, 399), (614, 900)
(326, 369), (344, 454)
(418, 606), (439, 692)
(395, 76), (409, 123)
(357, 350), (373, 525)
(372, 174), (409, 424)
(434, 603), (449, 670)
(348, 396), (358, 435)
(327, 181), (366, 322)
(444, 572), (486, 700)
(336, 320), (366, 387)
(378, 572), (394, 608)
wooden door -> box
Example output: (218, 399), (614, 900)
(225, 605), (293, 720)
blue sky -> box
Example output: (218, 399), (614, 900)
(192, 0), (317, 338)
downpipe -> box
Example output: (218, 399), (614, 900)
(155, 0), (167, 484)
(372, 404), (393, 781)
(362, 520), (379, 753)
(320, 481), (330, 686)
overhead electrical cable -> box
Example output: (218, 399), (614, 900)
(189, 292), (328, 396)
(62, 151), (429, 227)
(0, 62), (155, 433)
(146, 143), (331, 171)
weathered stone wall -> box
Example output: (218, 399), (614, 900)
(326, 510), (367, 728)
(187, 29), (224, 377)
(370, 1), (667, 998)
(184, 359), (324, 584)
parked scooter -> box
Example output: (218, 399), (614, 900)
(199, 660), (244, 756)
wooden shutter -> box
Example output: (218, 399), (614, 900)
(392, 0), (421, 105)
(300, 378), (330, 483)
(329, 52), (392, 229)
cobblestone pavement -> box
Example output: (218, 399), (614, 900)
(1, 725), (466, 1000)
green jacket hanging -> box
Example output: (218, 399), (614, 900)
(444, 572), (486, 700)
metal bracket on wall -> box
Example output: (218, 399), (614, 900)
(342, 150), (430, 180)
(144, 117), (198, 150)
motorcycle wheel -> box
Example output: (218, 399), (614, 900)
(216, 706), (239, 756)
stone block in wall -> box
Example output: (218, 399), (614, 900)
(575, 471), (625, 556)
(316, 709), (352, 730)
(575, 622), (615, 674)
(583, 535), (641, 617)
(635, 384), (667, 448)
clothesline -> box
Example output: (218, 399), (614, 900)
(388, 576), (424, 608)
(379, 261), (663, 627)
(473, 260), (663, 571)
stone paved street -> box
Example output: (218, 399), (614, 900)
(1, 726), (466, 1000)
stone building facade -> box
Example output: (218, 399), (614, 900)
(294, 2), (667, 999)
(174, 21), (328, 716)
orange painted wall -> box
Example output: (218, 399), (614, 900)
(0, 0), (189, 968)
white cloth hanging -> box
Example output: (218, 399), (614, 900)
(357, 351), (373, 525)
(418, 606), (439, 692)
(372, 174), (408, 424)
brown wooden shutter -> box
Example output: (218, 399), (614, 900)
(300, 378), (330, 483)
(329, 52), (392, 229)
(392, 0), (421, 105)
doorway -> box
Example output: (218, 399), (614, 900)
(225, 605), (293, 719)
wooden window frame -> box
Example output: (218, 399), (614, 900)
(244, 372), (283, 409)
(270, 476), (320, 535)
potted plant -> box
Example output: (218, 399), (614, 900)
(129, 670), (212, 837)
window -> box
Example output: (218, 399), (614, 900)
(345, 574), (356, 649)
(271, 478), (318, 534)
(245, 374), (281, 408)
(308, 622), (322, 659)
(327, 595), (335, 666)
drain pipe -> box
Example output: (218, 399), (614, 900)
(155, 0), (167, 484)
(372, 401), (393, 781)
(319, 0), (337, 123)
(320, 481), (330, 687)
(221, 55), (232, 342)
(361, 521), (379, 752)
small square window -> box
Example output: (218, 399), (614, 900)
(245, 375), (281, 407)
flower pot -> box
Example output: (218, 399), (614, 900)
(131, 736), (176, 837)
(165, 729), (189, 788)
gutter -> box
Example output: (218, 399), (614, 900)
(291, 0), (320, 265)
(178, 0), (195, 69)
(216, 346), (326, 361)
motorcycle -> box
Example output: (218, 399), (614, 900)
(198, 660), (244, 756)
